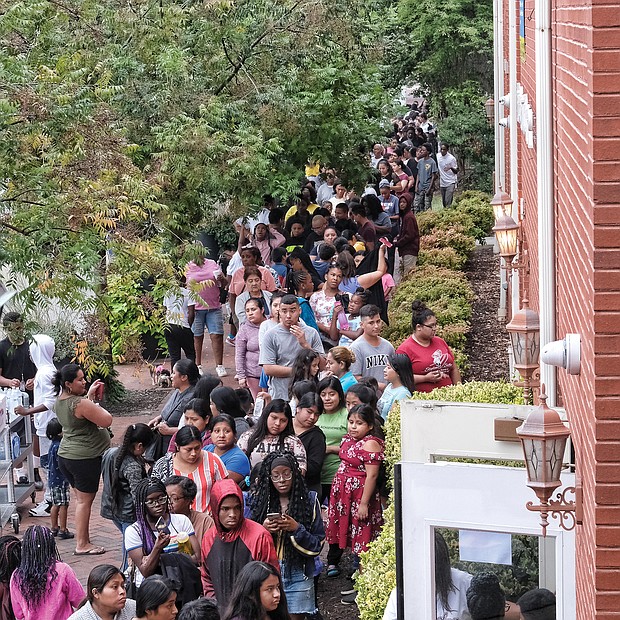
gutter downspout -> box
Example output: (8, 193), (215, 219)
(495, 0), (508, 320)
(536, 0), (557, 404)
(509, 0), (520, 316)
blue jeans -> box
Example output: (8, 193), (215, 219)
(112, 518), (133, 570)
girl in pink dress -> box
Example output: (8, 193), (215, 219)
(326, 404), (384, 572)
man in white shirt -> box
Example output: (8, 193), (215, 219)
(437, 143), (459, 207)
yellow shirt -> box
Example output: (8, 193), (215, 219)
(284, 203), (319, 222)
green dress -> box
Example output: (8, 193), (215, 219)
(56, 395), (111, 460)
(316, 407), (348, 485)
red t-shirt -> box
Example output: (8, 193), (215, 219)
(396, 335), (455, 393)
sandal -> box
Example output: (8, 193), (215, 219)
(51, 527), (59, 537)
(73, 546), (106, 556)
(58, 529), (75, 539)
(326, 565), (341, 578)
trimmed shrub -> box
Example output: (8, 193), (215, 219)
(357, 382), (525, 620)
(418, 245), (467, 270)
(449, 190), (494, 242)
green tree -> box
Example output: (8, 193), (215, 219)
(0, 0), (394, 371)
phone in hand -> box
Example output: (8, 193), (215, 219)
(379, 237), (393, 248)
(94, 381), (105, 401)
(155, 517), (169, 535)
(266, 513), (281, 521)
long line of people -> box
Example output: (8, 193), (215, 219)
(0, 121), (472, 620)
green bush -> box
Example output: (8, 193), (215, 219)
(421, 226), (475, 261)
(418, 244), (468, 270)
(357, 382), (525, 620)
(450, 190), (494, 242)
(416, 209), (477, 238)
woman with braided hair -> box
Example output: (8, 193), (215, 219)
(0, 536), (21, 620)
(124, 478), (200, 587)
(9, 525), (84, 620)
(250, 452), (325, 619)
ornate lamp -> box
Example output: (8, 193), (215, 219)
(485, 97), (495, 125)
(490, 190), (514, 221)
(516, 386), (575, 536)
(492, 213), (519, 264)
(506, 296), (540, 404)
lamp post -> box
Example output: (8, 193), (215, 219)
(492, 213), (519, 265)
(490, 189), (514, 221)
(485, 97), (495, 126)
(506, 296), (540, 404)
(516, 386), (576, 536)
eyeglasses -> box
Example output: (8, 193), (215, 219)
(145, 496), (168, 508)
(270, 472), (293, 483)
(422, 323), (437, 330)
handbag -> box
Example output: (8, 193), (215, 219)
(144, 430), (165, 464)
(124, 561), (138, 599)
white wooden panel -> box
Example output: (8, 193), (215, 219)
(400, 399), (569, 463)
(400, 462), (576, 619)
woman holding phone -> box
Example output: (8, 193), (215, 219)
(124, 479), (200, 587)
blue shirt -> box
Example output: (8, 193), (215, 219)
(339, 371), (358, 394)
(48, 439), (69, 488)
(205, 444), (251, 477)
(378, 384), (412, 420)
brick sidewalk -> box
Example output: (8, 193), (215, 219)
(7, 333), (239, 585)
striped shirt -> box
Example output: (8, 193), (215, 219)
(151, 452), (228, 513)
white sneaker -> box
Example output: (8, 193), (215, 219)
(29, 501), (51, 517)
(198, 365), (204, 376)
(216, 365), (228, 378)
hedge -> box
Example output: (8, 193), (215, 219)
(356, 381), (525, 620)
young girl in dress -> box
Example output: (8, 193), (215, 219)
(326, 405), (385, 576)
(9, 525), (84, 620)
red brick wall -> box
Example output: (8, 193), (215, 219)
(591, 2), (620, 615)
(552, 0), (598, 614)
(505, 0), (620, 613)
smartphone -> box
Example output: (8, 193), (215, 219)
(95, 381), (105, 401)
(379, 237), (393, 248)
(266, 513), (281, 521)
(155, 517), (169, 535)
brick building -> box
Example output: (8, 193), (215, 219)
(494, 0), (620, 614)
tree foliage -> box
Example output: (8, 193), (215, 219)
(395, 0), (493, 103)
(0, 0), (394, 363)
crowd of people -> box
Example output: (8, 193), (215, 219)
(0, 107), (555, 620)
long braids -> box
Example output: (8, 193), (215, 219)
(14, 526), (59, 608)
(0, 536), (21, 583)
(249, 451), (313, 573)
(134, 478), (169, 555)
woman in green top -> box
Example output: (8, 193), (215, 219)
(53, 364), (112, 556)
(315, 376), (348, 501)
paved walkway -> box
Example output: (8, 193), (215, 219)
(10, 334), (239, 585)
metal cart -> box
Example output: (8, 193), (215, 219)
(0, 392), (36, 533)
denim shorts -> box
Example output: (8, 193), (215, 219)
(280, 562), (316, 614)
(191, 308), (224, 336)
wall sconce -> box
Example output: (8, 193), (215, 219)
(492, 213), (520, 264)
(490, 189), (514, 221)
(484, 97), (495, 125)
(506, 296), (540, 404)
(516, 386), (576, 537)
